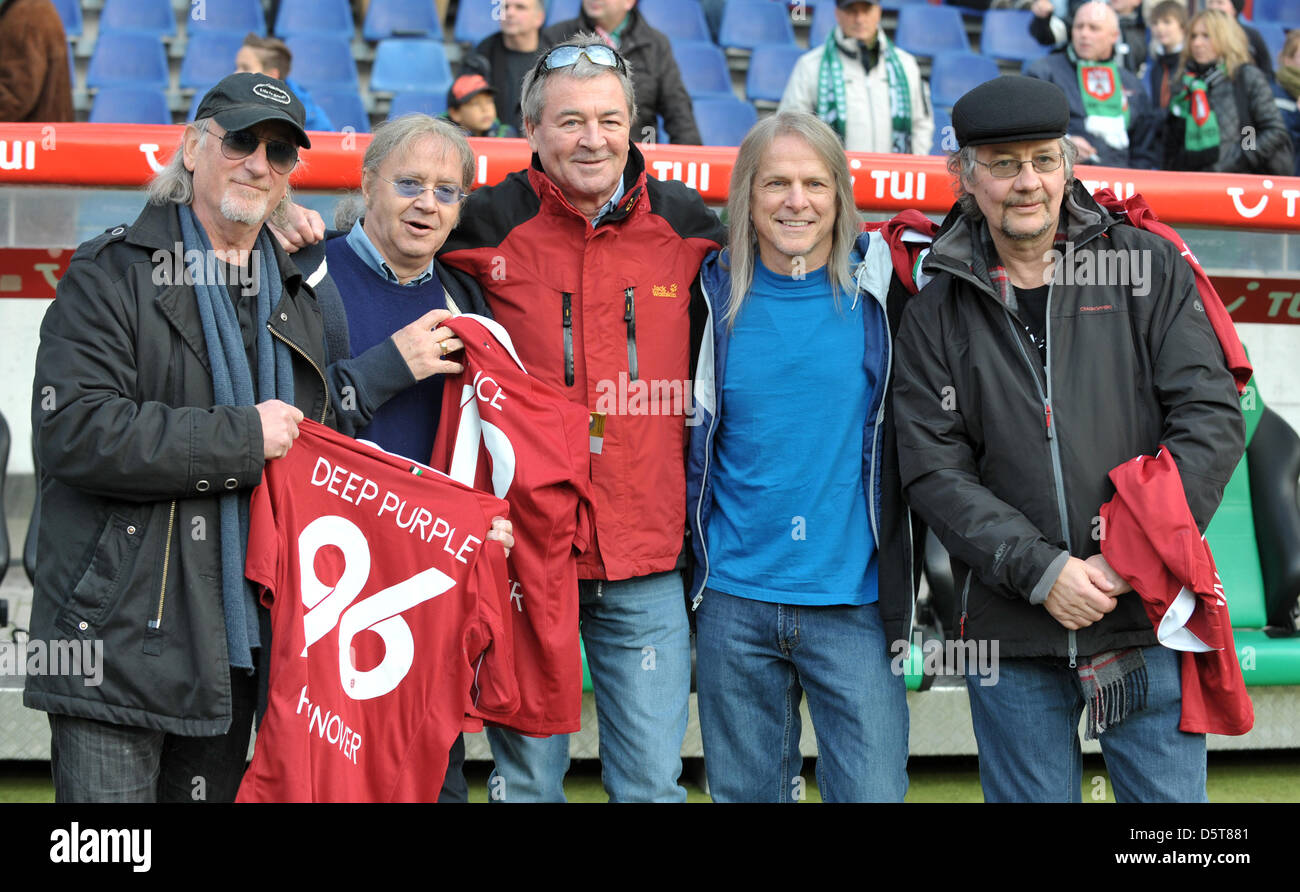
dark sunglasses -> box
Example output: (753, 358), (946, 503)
(215, 127), (299, 175)
(534, 44), (627, 78)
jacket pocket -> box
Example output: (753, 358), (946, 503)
(57, 512), (145, 638)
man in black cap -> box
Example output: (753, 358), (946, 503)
(891, 76), (1244, 802)
(26, 73), (334, 801)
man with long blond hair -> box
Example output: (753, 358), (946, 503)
(686, 110), (914, 802)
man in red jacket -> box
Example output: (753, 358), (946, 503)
(439, 35), (725, 802)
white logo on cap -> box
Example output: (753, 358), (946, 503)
(252, 83), (291, 105)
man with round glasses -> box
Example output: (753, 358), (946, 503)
(438, 34), (725, 802)
(891, 76), (1244, 802)
(26, 73), (334, 801)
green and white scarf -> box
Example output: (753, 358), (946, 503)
(1071, 46), (1129, 150)
(816, 28), (912, 153)
(1171, 68), (1221, 157)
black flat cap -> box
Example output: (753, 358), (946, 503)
(952, 76), (1069, 148)
(194, 72), (311, 148)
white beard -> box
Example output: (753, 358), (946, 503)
(220, 188), (270, 226)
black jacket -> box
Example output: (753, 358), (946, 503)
(892, 182), (1244, 660)
(25, 200), (335, 735)
(468, 31), (540, 132)
(540, 8), (701, 145)
(1164, 62), (1295, 176)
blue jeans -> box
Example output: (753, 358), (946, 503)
(486, 570), (691, 802)
(695, 588), (909, 803)
(965, 644), (1207, 802)
(48, 667), (256, 803)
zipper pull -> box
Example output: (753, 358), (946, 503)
(1068, 631), (1078, 669)
(1044, 400), (1055, 440)
(959, 611), (967, 639)
(624, 287), (638, 382)
(562, 292), (574, 387)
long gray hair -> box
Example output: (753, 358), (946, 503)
(722, 111), (860, 330)
(947, 137), (1078, 221)
(145, 118), (298, 226)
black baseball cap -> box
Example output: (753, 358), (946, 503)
(194, 72), (311, 148)
(952, 76), (1069, 148)
(835, 0), (879, 7)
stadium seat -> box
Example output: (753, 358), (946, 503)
(388, 91), (449, 119)
(50, 0), (82, 38)
(671, 40), (735, 99)
(639, 0), (712, 42)
(309, 88), (370, 133)
(928, 50), (1001, 109)
(718, 0), (796, 51)
(893, 5), (970, 58)
(809, 0), (839, 47)
(179, 32), (246, 90)
(547, 0), (582, 24)
(186, 0), (267, 36)
(931, 105), (953, 155)
(98, 0), (177, 38)
(746, 43), (805, 104)
(274, 0), (355, 39)
(1254, 22), (1286, 62)
(285, 35), (360, 90)
(86, 33), (170, 91)
(370, 39), (453, 95)
(1250, 0), (1300, 22)
(980, 9), (1049, 64)
(454, 0), (500, 45)
(363, 0), (444, 41)
(692, 96), (758, 146)
(879, 0), (928, 9)
(89, 87), (172, 124)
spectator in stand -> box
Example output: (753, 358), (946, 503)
(1162, 10), (1293, 175)
(442, 74), (518, 138)
(1147, 1), (1188, 110)
(1274, 30), (1300, 177)
(469, 0), (546, 132)
(779, 0), (933, 155)
(1029, 0), (1147, 77)
(541, 0), (701, 145)
(1025, 1), (1160, 168)
(235, 33), (335, 132)
(1202, 0), (1273, 81)
(0, 0), (72, 122)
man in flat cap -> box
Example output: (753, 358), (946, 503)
(27, 73), (329, 801)
(891, 76), (1244, 801)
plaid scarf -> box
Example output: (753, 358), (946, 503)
(816, 29), (912, 152)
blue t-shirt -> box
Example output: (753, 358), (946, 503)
(705, 259), (879, 606)
(325, 235), (446, 463)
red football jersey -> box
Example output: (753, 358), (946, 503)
(431, 315), (594, 735)
(238, 421), (517, 802)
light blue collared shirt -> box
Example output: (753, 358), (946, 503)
(345, 219), (437, 286)
(591, 177), (627, 228)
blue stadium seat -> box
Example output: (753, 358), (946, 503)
(179, 32), (246, 90)
(1251, 0), (1300, 22)
(310, 88), (370, 133)
(671, 40), (734, 99)
(285, 35), (360, 90)
(931, 105), (953, 155)
(388, 91), (449, 119)
(980, 9), (1049, 64)
(86, 33), (170, 90)
(363, 0), (444, 41)
(928, 50), (1001, 109)
(880, 0), (928, 8)
(1254, 22), (1286, 62)
(99, 0), (177, 38)
(275, 0), (354, 39)
(746, 43), (805, 104)
(692, 96), (758, 146)
(547, 0), (582, 25)
(186, 0), (267, 36)
(718, 0), (795, 50)
(639, 0), (712, 42)
(89, 87), (171, 124)
(454, 0), (500, 45)
(893, 5), (970, 58)
(51, 0), (82, 38)
(370, 39), (453, 95)
(809, 0), (839, 47)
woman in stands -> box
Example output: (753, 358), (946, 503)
(1161, 10), (1293, 175)
(1273, 30), (1300, 178)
